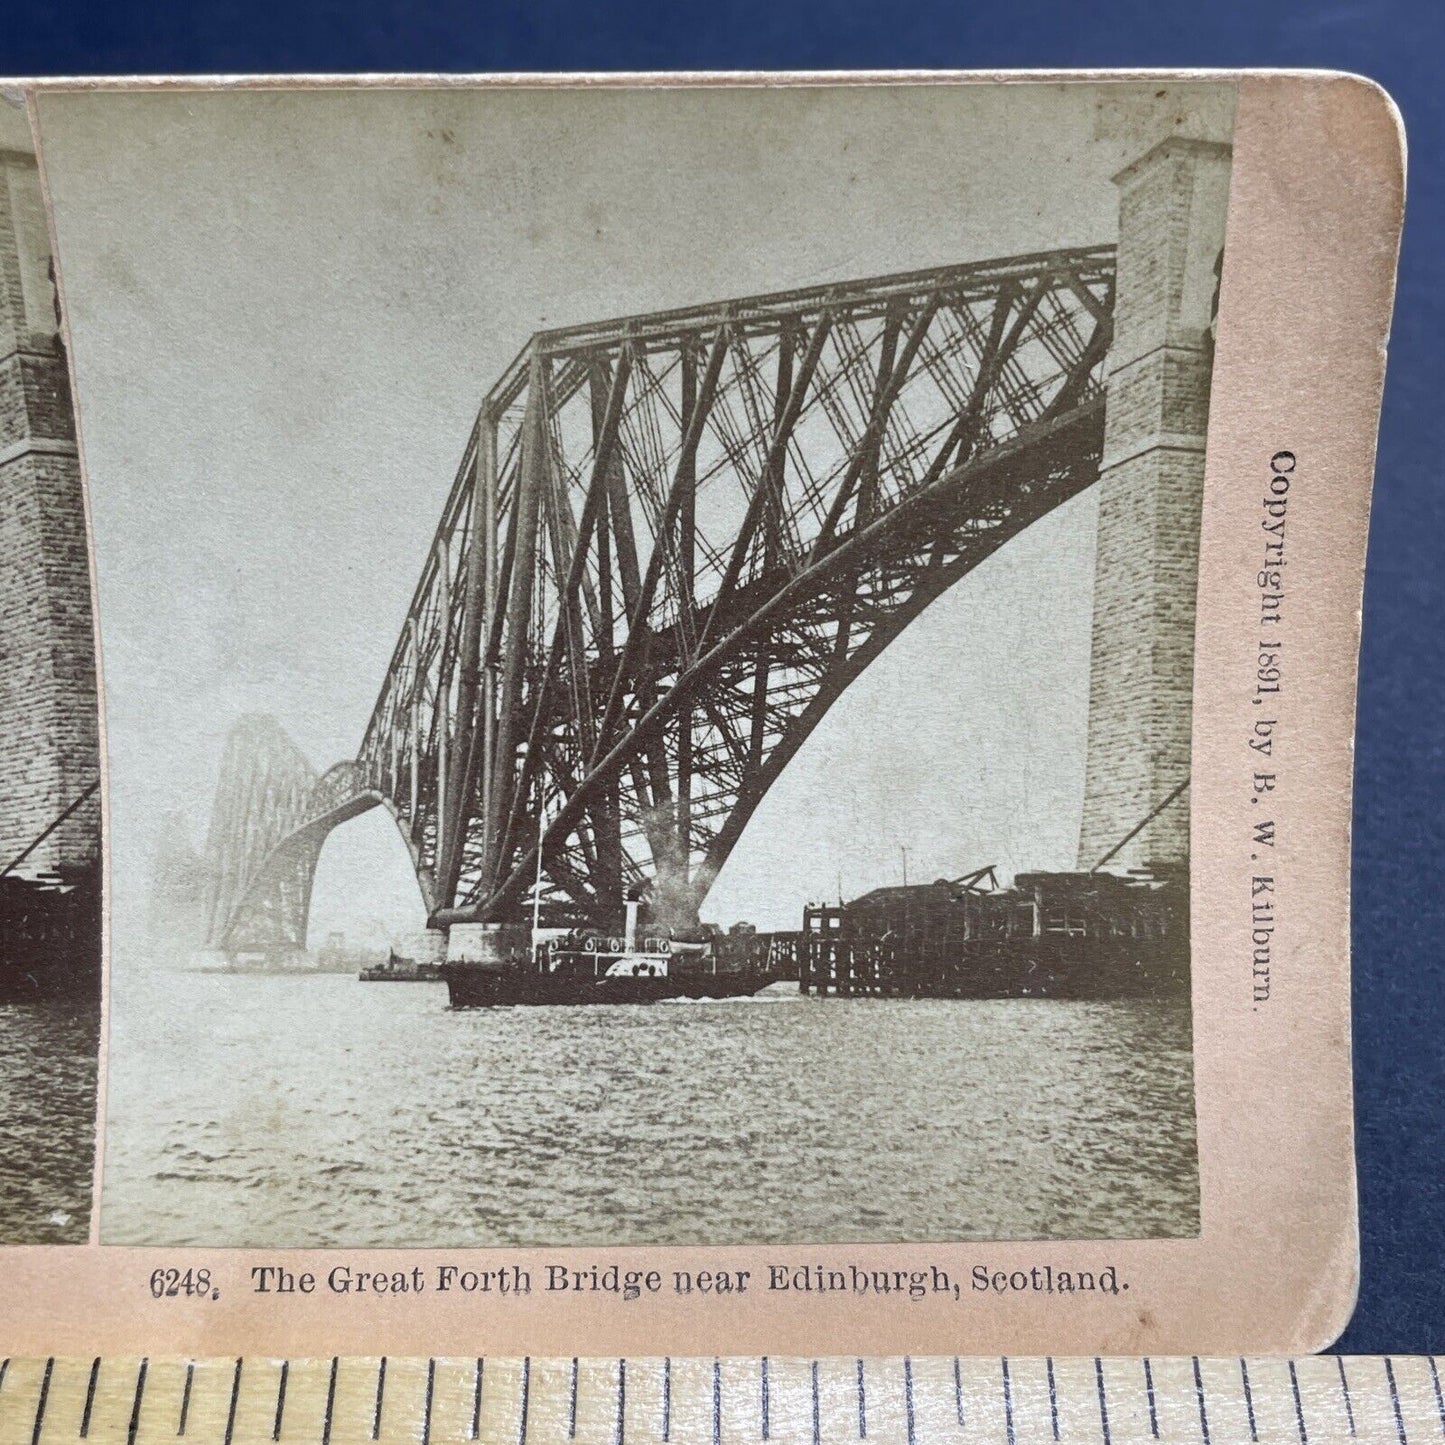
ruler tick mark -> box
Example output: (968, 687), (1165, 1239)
(1002, 1358), (1016, 1445)
(321, 1359), (338, 1445)
(614, 1358), (625, 1445)
(1240, 1360), (1258, 1442)
(761, 1356), (770, 1441)
(1047, 1356), (1060, 1441)
(658, 1358), (668, 1443)
(80, 1356), (100, 1438)
(471, 1358), (483, 1440)
(29, 1358), (52, 1445)
(1094, 1357), (1111, 1445)
(856, 1357), (866, 1439)
(1144, 1358), (1159, 1440)
(1193, 1356), (1210, 1445)
(128, 1359), (149, 1445)
(422, 1359), (435, 1445)
(811, 1360), (820, 1445)
(953, 1357), (964, 1428)
(711, 1358), (720, 1445)
(1385, 1358), (1408, 1444)
(518, 1356), (530, 1445)
(1429, 1356), (1444, 1432)
(372, 1357), (387, 1441)
(179, 1362), (196, 1437)
(273, 1359), (289, 1442)
(904, 1357), (915, 1445)
(571, 1357), (580, 1440)
(1289, 1359), (1308, 1443)
(1336, 1356), (1355, 1437)
(224, 1358), (243, 1445)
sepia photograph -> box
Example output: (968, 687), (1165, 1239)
(0, 98), (102, 1245)
(35, 78), (1235, 1249)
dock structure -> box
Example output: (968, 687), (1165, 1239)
(797, 868), (1188, 1002)
(799, 905), (906, 999)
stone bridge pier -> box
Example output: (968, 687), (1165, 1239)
(0, 117), (99, 883)
(1077, 134), (1232, 874)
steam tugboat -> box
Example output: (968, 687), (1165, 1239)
(442, 891), (781, 1008)
(359, 950), (444, 982)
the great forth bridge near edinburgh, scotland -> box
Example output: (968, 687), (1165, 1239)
(196, 127), (1229, 976)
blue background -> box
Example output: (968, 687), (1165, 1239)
(3, 0), (1440, 1355)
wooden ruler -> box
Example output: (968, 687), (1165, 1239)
(0, 1354), (1439, 1443)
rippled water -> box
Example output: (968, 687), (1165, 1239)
(0, 999), (98, 1242)
(102, 970), (1197, 1246)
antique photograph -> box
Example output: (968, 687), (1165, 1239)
(0, 99), (102, 1244)
(36, 78), (1235, 1247)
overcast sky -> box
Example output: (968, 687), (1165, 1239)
(34, 79), (1234, 945)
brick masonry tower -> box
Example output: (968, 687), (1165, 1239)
(0, 118), (99, 882)
(1077, 136), (1232, 873)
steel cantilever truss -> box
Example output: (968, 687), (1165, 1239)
(359, 245), (1116, 931)
(206, 246), (1116, 954)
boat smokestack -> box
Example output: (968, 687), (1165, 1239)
(624, 894), (641, 953)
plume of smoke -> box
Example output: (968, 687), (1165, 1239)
(636, 799), (709, 939)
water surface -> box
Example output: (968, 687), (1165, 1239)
(102, 969), (1197, 1246)
(0, 998), (98, 1242)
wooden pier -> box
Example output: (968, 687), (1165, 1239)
(796, 870), (1187, 1001)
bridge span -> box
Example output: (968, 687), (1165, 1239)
(199, 135), (1230, 963)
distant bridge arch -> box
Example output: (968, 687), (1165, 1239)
(204, 731), (434, 956)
